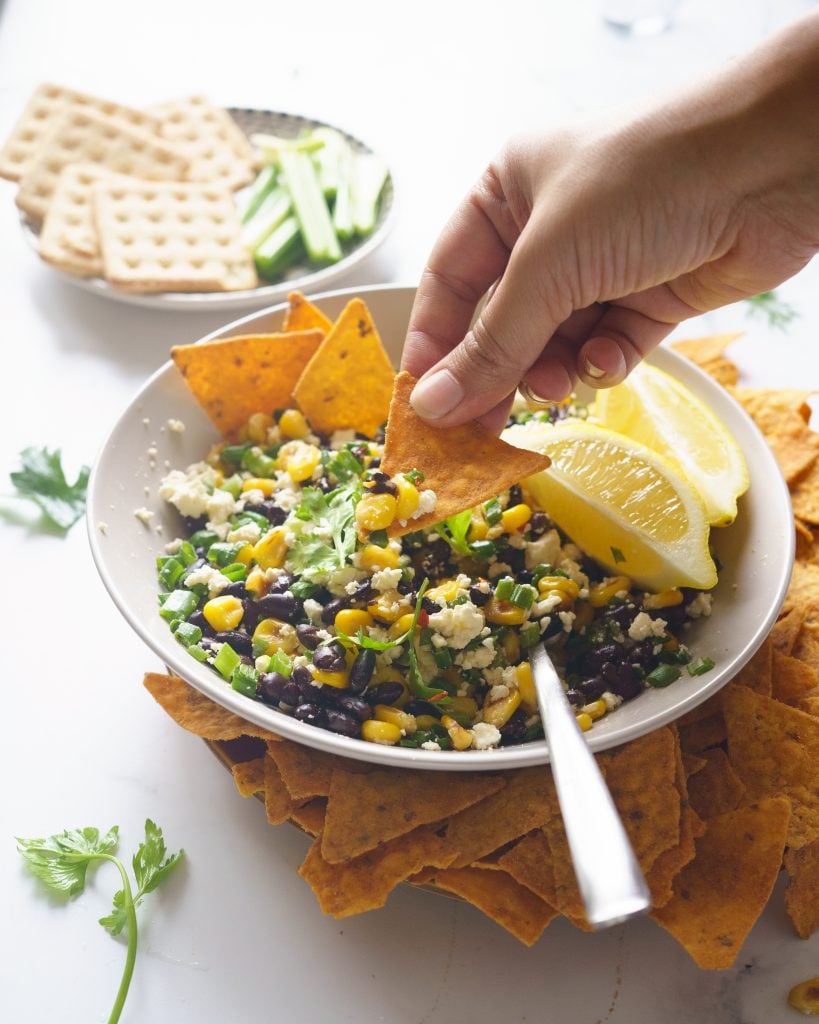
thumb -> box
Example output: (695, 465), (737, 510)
(409, 230), (566, 426)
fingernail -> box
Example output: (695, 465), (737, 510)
(583, 358), (607, 379)
(410, 370), (464, 420)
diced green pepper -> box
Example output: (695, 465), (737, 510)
(221, 444), (252, 467)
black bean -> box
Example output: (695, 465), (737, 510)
(421, 596), (441, 615)
(468, 585), (491, 607)
(324, 709), (360, 737)
(403, 699), (441, 719)
(578, 675), (606, 701)
(366, 681), (405, 706)
(500, 708), (528, 744)
(187, 609), (214, 635)
(349, 582), (376, 603)
(630, 640), (658, 668)
(294, 703), (325, 727)
(329, 694), (371, 722)
(601, 603), (638, 630)
(291, 665), (314, 687)
(508, 485), (523, 506)
(565, 688), (585, 707)
(241, 601), (260, 634)
(528, 512), (550, 537)
(214, 631), (253, 657)
(540, 616), (565, 640)
(257, 671), (289, 705)
(256, 592), (302, 624)
(348, 649), (376, 693)
(181, 557), (206, 578)
(396, 576), (414, 595)
(257, 500), (287, 526)
(280, 679), (302, 706)
(313, 644), (347, 672)
(581, 643), (622, 676)
(221, 578), (248, 597)
(368, 475), (398, 495)
(321, 596), (351, 625)
(602, 662), (643, 700)
(316, 476), (335, 494)
(368, 457), (381, 468)
(268, 573), (294, 594)
(296, 624), (322, 650)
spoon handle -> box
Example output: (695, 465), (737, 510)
(530, 644), (651, 929)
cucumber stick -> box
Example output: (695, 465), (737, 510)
(236, 165), (277, 224)
(240, 186), (292, 251)
(254, 216), (303, 280)
(279, 149), (341, 263)
(351, 153), (389, 236)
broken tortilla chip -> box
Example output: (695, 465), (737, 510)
(292, 298), (396, 437)
(772, 649), (819, 706)
(289, 798), (327, 838)
(298, 827), (457, 918)
(231, 756), (266, 797)
(785, 839), (819, 939)
(672, 333), (742, 367)
(321, 768), (505, 863)
(497, 830), (557, 906)
(431, 865), (558, 946)
(264, 753), (297, 824)
(143, 672), (278, 742)
(171, 330), (324, 439)
(381, 371), (552, 536)
(686, 748), (746, 819)
(266, 739), (366, 801)
(282, 290), (332, 335)
(651, 798), (791, 969)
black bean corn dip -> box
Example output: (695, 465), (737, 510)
(156, 404), (714, 752)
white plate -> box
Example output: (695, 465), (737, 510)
(20, 108), (396, 312)
(87, 284), (794, 770)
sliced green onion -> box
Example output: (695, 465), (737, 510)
(646, 664), (682, 688)
(242, 446), (278, 478)
(433, 647), (453, 669)
(688, 657), (715, 676)
(189, 529), (219, 550)
(159, 590), (198, 622)
(268, 651), (293, 677)
(231, 662), (259, 698)
(187, 643), (210, 663)
(208, 542), (247, 567)
(222, 563), (247, 582)
(221, 444), (252, 466)
(510, 584), (536, 609)
(484, 498), (502, 526)
(174, 621), (203, 648)
(368, 529), (389, 548)
(469, 540), (496, 560)
(494, 577), (516, 602)
(519, 624), (541, 649)
(213, 643), (241, 680)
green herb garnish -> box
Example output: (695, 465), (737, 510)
(610, 546), (626, 564)
(9, 446), (90, 531)
(289, 480), (361, 574)
(744, 290), (798, 331)
(434, 509), (473, 556)
(17, 820), (183, 1024)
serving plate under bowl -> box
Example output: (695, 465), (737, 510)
(87, 284), (794, 770)
(20, 108), (395, 313)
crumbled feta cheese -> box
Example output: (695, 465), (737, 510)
(98, 521), (109, 534)
(470, 722), (501, 750)
(371, 567), (403, 593)
(143, 417), (150, 427)
(167, 418), (186, 433)
(488, 561), (513, 579)
(134, 507), (154, 525)
(686, 592), (713, 618)
(558, 610), (575, 633)
(185, 564), (229, 598)
(628, 611), (669, 641)
(330, 429), (357, 450)
(147, 446), (158, 460)
(534, 594), (563, 616)
(303, 599), (324, 625)
(473, 579), (491, 595)
(524, 529), (561, 570)
(539, 615), (553, 634)
(488, 683), (510, 702)
(164, 538), (182, 554)
(421, 740), (442, 751)
(427, 602), (485, 649)
(456, 637), (496, 670)
(158, 462), (219, 518)
(601, 691), (623, 712)
(412, 488), (438, 519)
(155, 523), (163, 534)
(325, 565), (367, 596)
(206, 489), (238, 526)
(243, 488), (265, 506)
(228, 522), (261, 544)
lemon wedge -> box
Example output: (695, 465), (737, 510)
(503, 420), (717, 591)
(593, 364), (749, 526)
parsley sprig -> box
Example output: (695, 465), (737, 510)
(9, 446), (90, 531)
(17, 820), (183, 1024)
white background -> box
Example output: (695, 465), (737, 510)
(2, 1), (819, 1021)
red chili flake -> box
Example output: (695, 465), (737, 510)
(418, 610), (430, 628)
(428, 690), (448, 703)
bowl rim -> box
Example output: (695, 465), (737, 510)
(87, 283), (795, 770)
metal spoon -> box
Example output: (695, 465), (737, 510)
(530, 643), (652, 929)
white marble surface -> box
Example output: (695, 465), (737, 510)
(2, 1), (819, 1021)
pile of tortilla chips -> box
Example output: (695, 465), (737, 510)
(151, 306), (819, 969)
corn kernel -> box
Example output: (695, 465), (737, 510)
(583, 699), (607, 721)
(501, 503), (532, 533)
(234, 543), (254, 565)
(367, 592), (410, 624)
(467, 512), (488, 542)
(375, 704), (417, 734)
(788, 978), (819, 1015)
(312, 668), (349, 688)
(357, 543), (400, 570)
(287, 443), (321, 483)
(449, 695), (479, 719)
(241, 477), (276, 496)
(588, 576), (632, 607)
(394, 476), (420, 521)
(334, 608), (374, 634)
(499, 629), (520, 664)
(482, 689), (522, 728)
(415, 714), (440, 730)
(389, 612), (416, 638)
(246, 412), (275, 443)
(575, 712), (593, 732)
(537, 576), (581, 604)
(484, 598), (527, 625)
(441, 714), (474, 750)
(203, 595), (244, 631)
(355, 493), (398, 532)
(252, 528), (288, 570)
(245, 566), (269, 597)
(643, 588), (684, 610)
(427, 579), (461, 604)
(278, 408), (310, 439)
(253, 618), (298, 655)
(515, 661), (538, 714)
(361, 720), (401, 745)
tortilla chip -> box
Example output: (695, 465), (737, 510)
(381, 371), (552, 536)
(672, 333), (742, 366)
(171, 330), (324, 439)
(298, 826), (457, 918)
(792, 605), (819, 672)
(540, 815), (585, 920)
(799, 695), (819, 717)
(723, 685), (819, 849)
(687, 748), (746, 819)
(282, 290), (332, 334)
(289, 798), (327, 837)
(651, 798), (791, 969)
(264, 753), (297, 824)
(497, 830), (557, 906)
(678, 713), (727, 754)
(732, 638), (774, 696)
(292, 298), (396, 437)
(321, 768), (505, 863)
(683, 753), (708, 777)
(785, 839), (819, 939)
(143, 672), (278, 742)
(732, 387), (819, 484)
(231, 756), (266, 797)
(439, 767), (558, 869)
(431, 865), (558, 946)
(646, 804), (703, 909)
(772, 649), (819, 706)
(265, 739), (364, 801)
(771, 605), (806, 656)
(783, 562), (819, 618)
(792, 464), (819, 525)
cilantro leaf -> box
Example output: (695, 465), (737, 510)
(10, 446), (90, 531)
(16, 826), (119, 896)
(434, 509), (473, 556)
(744, 290), (798, 331)
(289, 481), (361, 574)
(405, 580), (452, 707)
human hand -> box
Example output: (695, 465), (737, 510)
(402, 13), (819, 431)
